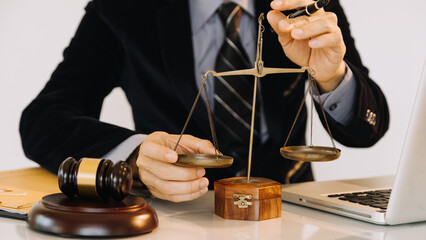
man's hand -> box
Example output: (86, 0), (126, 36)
(136, 131), (215, 202)
(267, 0), (346, 93)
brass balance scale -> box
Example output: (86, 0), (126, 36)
(173, 13), (341, 220)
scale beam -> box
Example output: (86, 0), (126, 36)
(204, 67), (307, 79)
(174, 11), (339, 178)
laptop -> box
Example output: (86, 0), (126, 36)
(281, 60), (426, 225)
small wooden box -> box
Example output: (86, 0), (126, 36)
(214, 177), (282, 221)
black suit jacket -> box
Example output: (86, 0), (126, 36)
(20, 0), (389, 187)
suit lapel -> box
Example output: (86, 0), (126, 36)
(156, 0), (210, 137)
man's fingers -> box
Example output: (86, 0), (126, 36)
(142, 170), (208, 195)
(166, 189), (209, 202)
(138, 156), (205, 181)
(140, 169), (209, 202)
(267, 10), (288, 32)
(136, 131), (216, 202)
(270, 0), (313, 11)
(140, 140), (178, 163)
(308, 32), (342, 49)
(290, 13), (338, 40)
(267, 10), (294, 48)
(268, 9), (342, 52)
(150, 187), (209, 203)
(174, 135), (216, 155)
(140, 132), (217, 163)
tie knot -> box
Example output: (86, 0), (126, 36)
(217, 2), (243, 34)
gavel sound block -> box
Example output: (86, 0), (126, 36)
(27, 157), (158, 237)
(214, 177), (282, 221)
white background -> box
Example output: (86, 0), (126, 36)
(0, 0), (425, 181)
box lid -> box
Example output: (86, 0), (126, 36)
(214, 177), (282, 200)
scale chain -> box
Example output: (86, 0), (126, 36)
(283, 76), (313, 148)
(312, 78), (337, 149)
(282, 70), (337, 151)
(174, 77), (221, 158)
(203, 80), (220, 158)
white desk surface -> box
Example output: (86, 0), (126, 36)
(1, 191), (426, 240)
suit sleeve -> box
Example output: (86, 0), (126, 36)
(19, 2), (136, 173)
(315, 0), (390, 147)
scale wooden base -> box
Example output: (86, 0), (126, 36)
(27, 193), (158, 237)
(214, 177), (281, 221)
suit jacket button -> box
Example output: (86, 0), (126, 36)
(365, 109), (376, 126)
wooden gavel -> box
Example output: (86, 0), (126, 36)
(58, 157), (133, 201)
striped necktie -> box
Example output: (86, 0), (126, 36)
(214, 2), (260, 161)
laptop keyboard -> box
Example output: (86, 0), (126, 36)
(328, 189), (392, 211)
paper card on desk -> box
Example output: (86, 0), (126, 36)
(0, 168), (59, 220)
(0, 186), (47, 218)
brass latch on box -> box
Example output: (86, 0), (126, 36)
(233, 194), (252, 208)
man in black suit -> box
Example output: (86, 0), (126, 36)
(20, 0), (389, 202)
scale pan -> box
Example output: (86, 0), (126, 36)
(280, 146), (340, 162)
(174, 154), (233, 168)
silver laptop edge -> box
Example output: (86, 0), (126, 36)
(385, 59), (426, 225)
(282, 59), (426, 225)
(282, 176), (392, 224)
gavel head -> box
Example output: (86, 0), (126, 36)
(58, 157), (133, 201)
